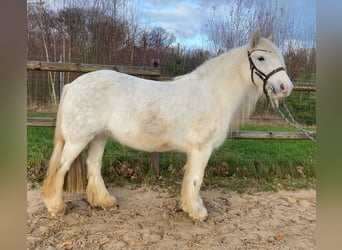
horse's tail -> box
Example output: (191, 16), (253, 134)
(41, 85), (67, 198)
(41, 85), (85, 198)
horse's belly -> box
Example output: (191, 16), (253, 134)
(111, 129), (179, 152)
(107, 102), (185, 152)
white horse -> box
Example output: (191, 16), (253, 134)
(42, 29), (293, 221)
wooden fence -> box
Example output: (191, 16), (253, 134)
(27, 61), (316, 91)
(27, 61), (316, 172)
(27, 61), (316, 138)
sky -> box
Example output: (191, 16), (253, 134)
(138, 0), (316, 49)
(35, 0), (316, 50)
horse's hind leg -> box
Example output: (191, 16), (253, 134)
(86, 134), (118, 210)
(181, 147), (212, 221)
(43, 140), (88, 216)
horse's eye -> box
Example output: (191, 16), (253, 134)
(258, 56), (265, 61)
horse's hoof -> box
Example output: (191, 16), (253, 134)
(97, 195), (118, 211)
(48, 204), (66, 217)
(201, 215), (209, 222)
(102, 203), (119, 211)
(43, 199), (67, 217)
(50, 210), (64, 217)
(185, 206), (208, 221)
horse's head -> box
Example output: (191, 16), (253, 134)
(247, 29), (293, 104)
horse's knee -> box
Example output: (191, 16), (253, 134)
(86, 157), (102, 178)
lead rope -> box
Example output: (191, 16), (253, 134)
(264, 84), (316, 142)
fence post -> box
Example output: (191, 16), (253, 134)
(151, 152), (160, 175)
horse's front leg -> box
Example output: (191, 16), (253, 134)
(181, 146), (212, 221)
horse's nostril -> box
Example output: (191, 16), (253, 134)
(280, 83), (290, 93)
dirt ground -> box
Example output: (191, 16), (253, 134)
(27, 184), (316, 250)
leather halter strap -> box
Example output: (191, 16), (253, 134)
(247, 49), (285, 97)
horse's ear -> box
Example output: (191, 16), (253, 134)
(267, 32), (275, 42)
(249, 28), (261, 49)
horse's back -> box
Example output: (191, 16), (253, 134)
(59, 70), (179, 146)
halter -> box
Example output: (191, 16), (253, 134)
(247, 49), (285, 97)
(248, 49), (316, 142)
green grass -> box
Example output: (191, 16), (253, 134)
(27, 123), (316, 192)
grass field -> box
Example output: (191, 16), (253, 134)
(27, 122), (316, 192)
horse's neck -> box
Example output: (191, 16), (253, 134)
(191, 46), (259, 124)
(196, 46), (248, 85)
(195, 46), (252, 101)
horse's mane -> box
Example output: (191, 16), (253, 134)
(229, 82), (261, 130)
(173, 46), (243, 81)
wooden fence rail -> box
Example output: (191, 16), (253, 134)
(27, 116), (315, 174)
(27, 60), (160, 77)
(159, 78), (317, 91)
(27, 61), (316, 91)
(291, 84), (316, 92)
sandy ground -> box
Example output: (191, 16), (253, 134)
(27, 184), (316, 249)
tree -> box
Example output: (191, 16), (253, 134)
(204, 0), (291, 53)
(28, 2), (58, 105)
(148, 27), (176, 53)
